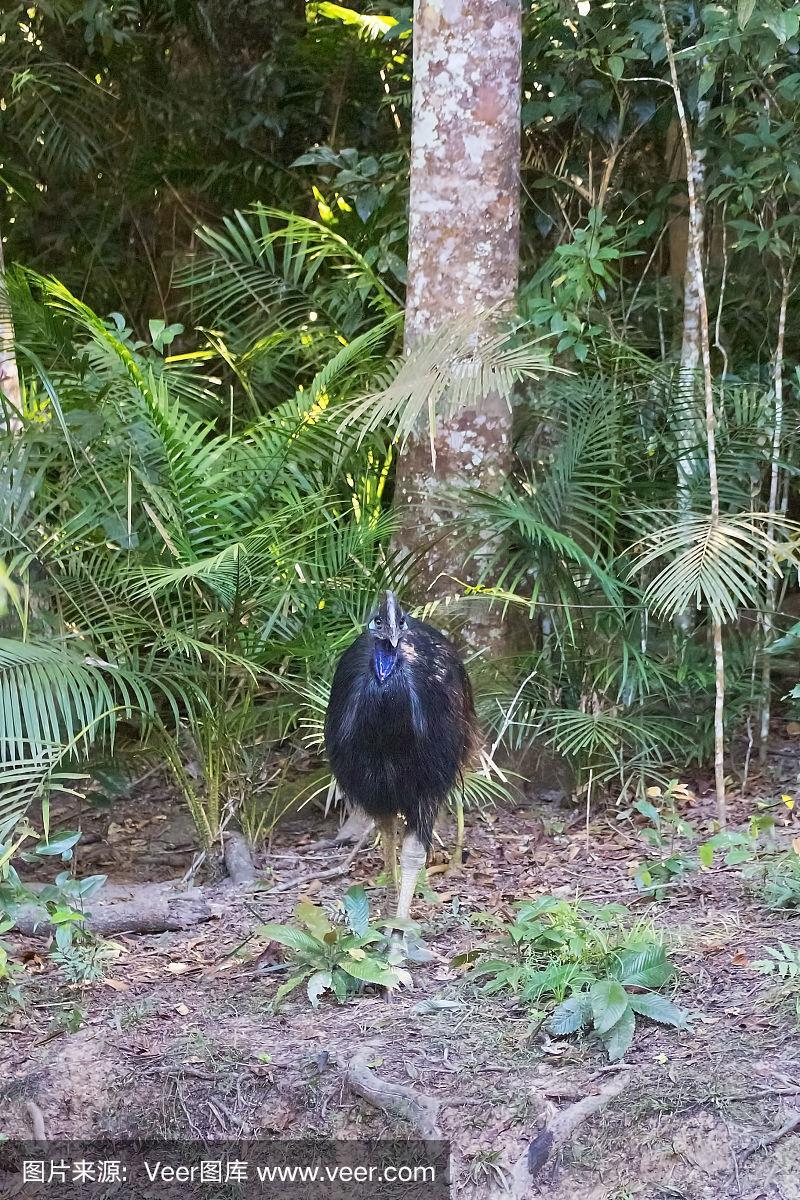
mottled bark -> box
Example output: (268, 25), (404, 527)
(674, 98), (709, 535)
(394, 0), (521, 643)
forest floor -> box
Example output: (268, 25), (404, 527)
(2, 734), (800, 1199)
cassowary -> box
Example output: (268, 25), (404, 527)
(325, 591), (478, 920)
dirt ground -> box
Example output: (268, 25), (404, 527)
(2, 736), (800, 1198)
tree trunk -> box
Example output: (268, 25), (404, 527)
(674, 98), (709, 542)
(0, 235), (22, 426)
(759, 267), (790, 762)
(661, 7), (726, 825)
(394, 0), (521, 647)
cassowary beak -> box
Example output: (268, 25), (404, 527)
(381, 590), (402, 647)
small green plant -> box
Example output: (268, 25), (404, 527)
(547, 945), (687, 1061)
(752, 942), (800, 1026)
(1, 830), (111, 986)
(458, 896), (686, 1061)
(752, 943), (800, 983)
(630, 783), (698, 894)
(749, 847), (800, 910)
(0, 919), (26, 1013)
(630, 782), (773, 896)
(259, 885), (412, 1010)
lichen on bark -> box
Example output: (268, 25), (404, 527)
(394, 0), (522, 644)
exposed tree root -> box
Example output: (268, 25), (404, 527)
(222, 831), (258, 884)
(25, 1100), (46, 1141)
(346, 1045), (442, 1140)
(500, 1068), (632, 1195)
(740, 1109), (800, 1164)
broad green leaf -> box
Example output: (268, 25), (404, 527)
(72, 874), (107, 898)
(698, 842), (714, 868)
(725, 847), (754, 866)
(634, 798), (661, 826)
(35, 830), (81, 857)
(295, 899), (333, 939)
(306, 969), (333, 1007)
(590, 979), (630, 1035)
(628, 991), (687, 1028)
(612, 945), (673, 989)
(258, 923), (324, 957)
(331, 968), (350, 1003)
(737, 0), (756, 26)
(343, 884), (370, 935)
(340, 957), (400, 988)
(698, 61), (716, 100)
(601, 1005), (636, 1061)
(548, 994), (592, 1035)
(272, 974), (308, 1011)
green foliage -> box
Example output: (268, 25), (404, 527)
(1, 270), (403, 847)
(750, 848), (800, 910)
(0, 920), (27, 1014)
(458, 895), (686, 1061)
(752, 943), (800, 982)
(752, 942), (800, 1025)
(259, 885), (412, 1010)
(548, 949), (686, 1062)
(628, 783), (776, 896)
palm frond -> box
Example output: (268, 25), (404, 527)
(629, 512), (800, 622)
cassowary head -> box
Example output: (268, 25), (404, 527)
(367, 590), (408, 682)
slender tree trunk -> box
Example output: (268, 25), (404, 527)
(661, 6), (726, 824)
(674, 98), (709, 546)
(758, 267), (790, 763)
(0, 236), (22, 426)
(394, 0), (521, 647)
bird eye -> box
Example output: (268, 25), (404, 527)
(375, 617), (383, 627)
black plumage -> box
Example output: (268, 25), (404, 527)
(325, 592), (477, 854)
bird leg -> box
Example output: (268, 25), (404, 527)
(396, 831), (427, 921)
(377, 816), (399, 914)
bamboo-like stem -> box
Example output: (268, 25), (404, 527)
(661, 4), (726, 825)
(759, 267), (790, 763)
(0, 234), (22, 427)
(450, 791), (465, 871)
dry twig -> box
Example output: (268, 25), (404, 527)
(269, 828), (371, 894)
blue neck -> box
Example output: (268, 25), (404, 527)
(373, 641), (398, 683)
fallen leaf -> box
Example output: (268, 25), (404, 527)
(785, 722), (800, 737)
(165, 962), (192, 975)
(103, 978), (129, 992)
(174, 1003), (190, 1016)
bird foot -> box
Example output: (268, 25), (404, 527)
(384, 925), (435, 966)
